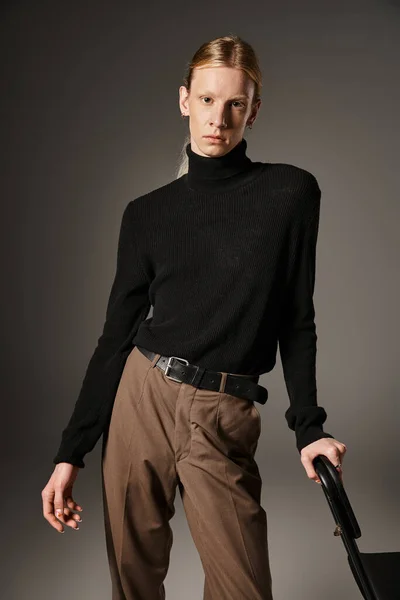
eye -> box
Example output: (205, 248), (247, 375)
(200, 97), (245, 108)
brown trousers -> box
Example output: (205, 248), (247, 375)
(101, 346), (273, 600)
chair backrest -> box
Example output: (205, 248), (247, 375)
(313, 455), (379, 600)
(313, 454), (361, 539)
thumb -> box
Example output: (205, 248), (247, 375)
(301, 454), (321, 483)
(54, 490), (65, 520)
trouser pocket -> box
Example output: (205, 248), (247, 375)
(216, 391), (261, 458)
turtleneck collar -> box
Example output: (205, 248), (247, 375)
(184, 137), (259, 193)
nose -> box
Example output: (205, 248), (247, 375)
(210, 108), (227, 128)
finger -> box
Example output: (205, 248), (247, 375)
(54, 489), (65, 523)
(64, 496), (83, 523)
(54, 490), (80, 530)
(333, 454), (344, 471)
(65, 494), (83, 514)
(70, 494), (83, 512)
(55, 507), (81, 529)
(336, 442), (347, 461)
(42, 489), (65, 533)
(61, 504), (82, 524)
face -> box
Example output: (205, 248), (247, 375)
(179, 65), (261, 157)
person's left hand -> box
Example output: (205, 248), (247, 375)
(300, 438), (347, 485)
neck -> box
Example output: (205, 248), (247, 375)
(184, 138), (257, 192)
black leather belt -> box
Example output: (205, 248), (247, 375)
(136, 345), (268, 405)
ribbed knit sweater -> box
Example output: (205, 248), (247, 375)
(53, 138), (334, 468)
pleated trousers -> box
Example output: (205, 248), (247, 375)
(101, 345), (273, 600)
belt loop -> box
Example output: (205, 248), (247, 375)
(218, 372), (228, 393)
(150, 353), (161, 368)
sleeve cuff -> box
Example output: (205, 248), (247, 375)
(53, 455), (86, 469)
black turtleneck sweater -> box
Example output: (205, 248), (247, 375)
(53, 138), (334, 468)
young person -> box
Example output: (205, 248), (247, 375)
(42, 34), (347, 600)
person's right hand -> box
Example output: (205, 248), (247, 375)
(41, 463), (83, 533)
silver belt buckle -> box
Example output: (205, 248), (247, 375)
(164, 355), (189, 382)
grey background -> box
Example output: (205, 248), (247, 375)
(2, 1), (399, 599)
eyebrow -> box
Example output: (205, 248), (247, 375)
(199, 91), (249, 100)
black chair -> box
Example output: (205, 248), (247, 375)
(313, 455), (400, 599)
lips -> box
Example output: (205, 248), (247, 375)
(205, 135), (223, 140)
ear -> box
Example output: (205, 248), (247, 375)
(179, 85), (190, 116)
(249, 98), (262, 123)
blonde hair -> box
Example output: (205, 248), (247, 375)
(175, 33), (262, 179)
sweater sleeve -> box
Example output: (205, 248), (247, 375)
(278, 178), (335, 453)
(53, 201), (151, 468)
